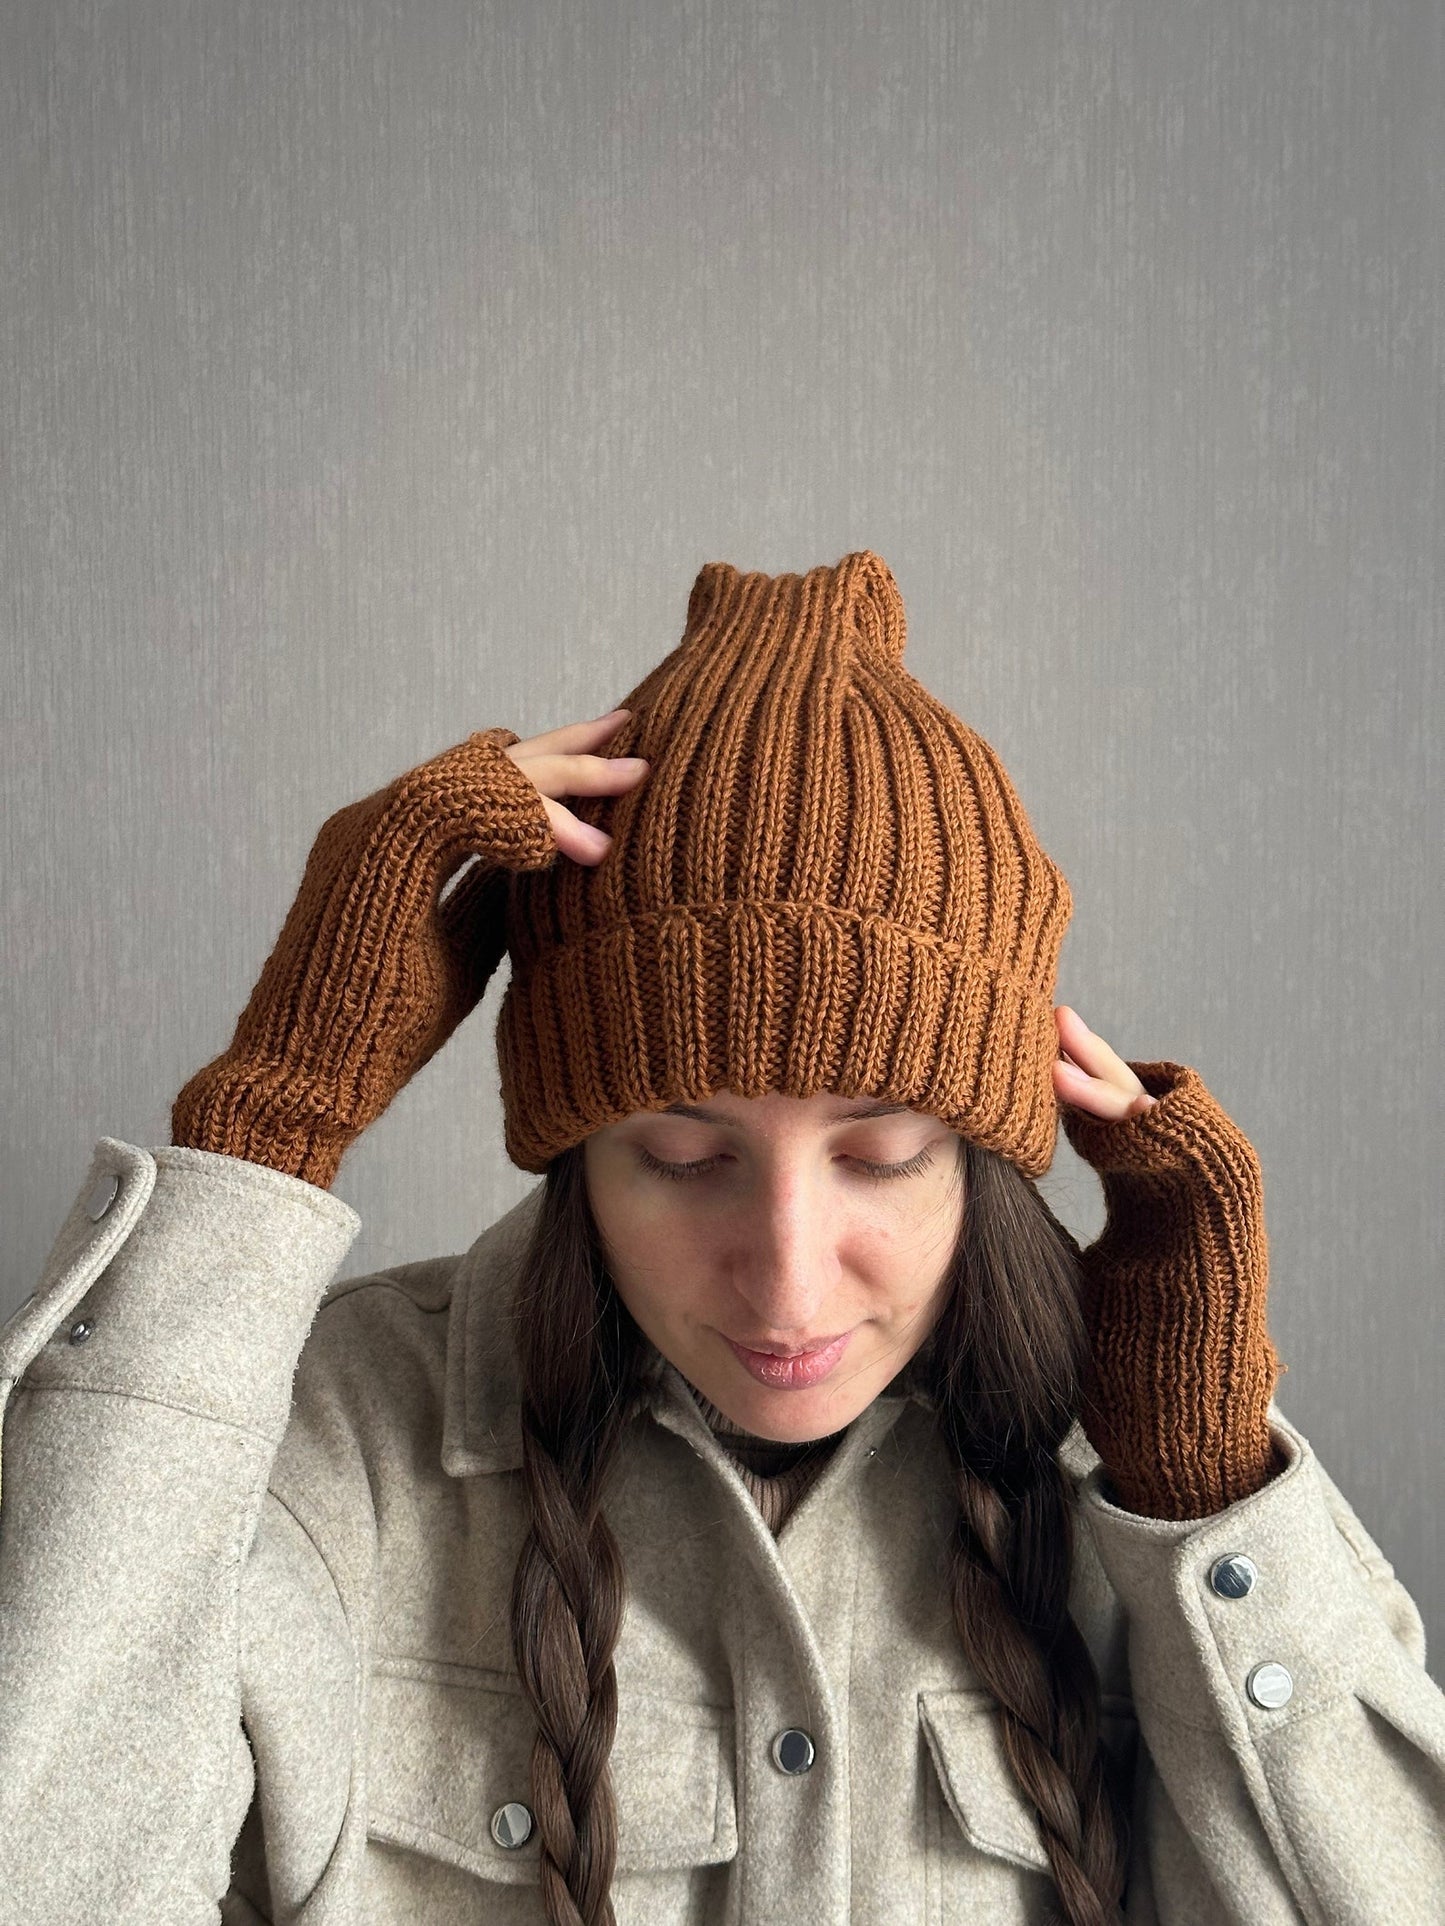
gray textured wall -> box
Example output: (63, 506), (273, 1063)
(5, 1), (1441, 1675)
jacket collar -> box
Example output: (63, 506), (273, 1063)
(441, 1184), (538, 1475)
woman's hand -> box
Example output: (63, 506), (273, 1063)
(1054, 1013), (1286, 1518)
(170, 708), (650, 1189)
(502, 707), (650, 864)
(1052, 1005), (1158, 1121)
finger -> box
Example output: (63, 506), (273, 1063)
(513, 746), (648, 794)
(1054, 1005), (1157, 1107)
(540, 795), (614, 864)
(1054, 1058), (1099, 1093)
(1054, 1005), (1131, 1082)
(1054, 1056), (1150, 1121)
(509, 708), (634, 758)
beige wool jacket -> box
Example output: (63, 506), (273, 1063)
(1, 1128), (1443, 1925)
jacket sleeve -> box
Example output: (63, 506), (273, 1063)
(1062, 1068), (1445, 1925)
(1083, 1405), (1445, 1925)
(0, 1135), (360, 1925)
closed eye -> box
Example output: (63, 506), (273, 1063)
(635, 1146), (937, 1183)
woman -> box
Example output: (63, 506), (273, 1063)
(1, 550), (1440, 1925)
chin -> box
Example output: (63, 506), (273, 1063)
(719, 1378), (868, 1444)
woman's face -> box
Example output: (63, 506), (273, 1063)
(582, 1089), (965, 1443)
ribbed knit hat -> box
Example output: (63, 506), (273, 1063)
(495, 549), (1073, 1177)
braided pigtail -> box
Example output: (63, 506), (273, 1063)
(507, 1146), (647, 1926)
(927, 1137), (1132, 1925)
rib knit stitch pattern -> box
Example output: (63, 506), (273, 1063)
(1059, 1060), (1285, 1518)
(170, 728), (557, 1189)
(496, 549), (1074, 1178)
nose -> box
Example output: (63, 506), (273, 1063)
(728, 1164), (841, 1342)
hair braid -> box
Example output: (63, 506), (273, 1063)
(929, 1140), (1132, 1925)
(508, 1148), (646, 1926)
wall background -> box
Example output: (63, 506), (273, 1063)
(3, 1), (1440, 1674)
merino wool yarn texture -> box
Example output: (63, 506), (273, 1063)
(495, 549), (1074, 1178)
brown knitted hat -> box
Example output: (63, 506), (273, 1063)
(495, 549), (1073, 1177)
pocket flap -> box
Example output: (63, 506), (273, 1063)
(368, 1665), (737, 1885)
(918, 1688), (1053, 1874)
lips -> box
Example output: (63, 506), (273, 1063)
(724, 1331), (853, 1389)
(730, 1335), (847, 1358)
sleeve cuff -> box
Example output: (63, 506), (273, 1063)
(1060, 1059), (1255, 1180)
(1078, 1403), (1411, 1740)
(2, 1138), (361, 1444)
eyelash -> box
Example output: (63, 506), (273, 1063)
(635, 1145), (937, 1183)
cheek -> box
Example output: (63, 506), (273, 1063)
(864, 1261), (946, 1327)
(862, 1208), (962, 1320)
(590, 1194), (711, 1321)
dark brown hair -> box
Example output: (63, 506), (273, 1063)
(507, 1130), (1131, 1926)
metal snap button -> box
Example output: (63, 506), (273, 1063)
(85, 1171), (120, 1222)
(1246, 1662), (1294, 1710)
(771, 1727), (816, 1774)
(489, 1801), (534, 1849)
(1209, 1553), (1258, 1598)
(68, 1319), (95, 1345)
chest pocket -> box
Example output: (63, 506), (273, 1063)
(920, 1688), (1053, 1877)
(364, 1664), (737, 1919)
(918, 1687), (1138, 1924)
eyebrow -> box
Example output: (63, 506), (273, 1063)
(660, 1100), (916, 1126)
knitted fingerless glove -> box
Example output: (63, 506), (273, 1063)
(1060, 1061), (1288, 1521)
(171, 727), (557, 1190)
